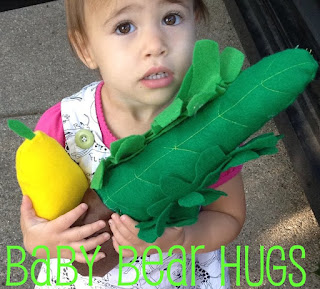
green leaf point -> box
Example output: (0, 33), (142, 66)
(7, 119), (35, 140)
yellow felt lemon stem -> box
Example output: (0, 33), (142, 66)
(8, 120), (89, 220)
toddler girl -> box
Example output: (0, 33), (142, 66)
(20, 0), (246, 288)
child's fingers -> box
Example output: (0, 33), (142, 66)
(112, 237), (134, 257)
(72, 232), (110, 253)
(20, 195), (35, 217)
(110, 214), (137, 242)
(20, 195), (43, 228)
(53, 203), (88, 230)
(57, 247), (106, 263)
(118, 214), (139, 235)
(66, 220), (107, 242)
(112, 236), (120, 254)
(74, 251), (106, 264)
(109, 217), (129, 246)
(21, 195), (33, 210)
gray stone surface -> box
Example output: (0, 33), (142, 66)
(0, 1), (96, 118)
(0, 0), (319, 288)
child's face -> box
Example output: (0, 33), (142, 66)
(82, 0), (196, 111)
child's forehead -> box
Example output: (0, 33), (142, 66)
(84, 0), (128, 16)
(85, 0), (192, 12)
(85, 0), (113, 11)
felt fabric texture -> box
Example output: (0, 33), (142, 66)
(92, 40), (318, 243)
(9, 120), (89, 220)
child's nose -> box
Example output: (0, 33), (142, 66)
(141, 27), (168, 58)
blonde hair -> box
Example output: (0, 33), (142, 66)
(65, 0), (209, 57)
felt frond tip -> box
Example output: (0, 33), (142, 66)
(91, 159), (106, 190)
(7, 119), (35, 140)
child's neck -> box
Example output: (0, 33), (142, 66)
(101, 87), (168, 139)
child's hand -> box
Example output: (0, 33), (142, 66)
(109, 213), (185, 257)
(20, 195), (110, 263)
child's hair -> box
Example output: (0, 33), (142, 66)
(65, 0), (209, 58)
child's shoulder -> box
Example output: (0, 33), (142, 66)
(35, 102), (64, 146)
(36, 102), (61, 132)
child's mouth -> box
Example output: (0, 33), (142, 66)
(141, 71), (174, 89)
(144, 72), (169, 80)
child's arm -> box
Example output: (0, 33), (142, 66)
(109, 173), (245, 256)
(180, 173), (246, 253)
(20, 194), (110, 263)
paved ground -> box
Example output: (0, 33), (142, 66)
(0, 0), (319, 288)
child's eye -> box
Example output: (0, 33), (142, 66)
(115, 22), (136, 35)
(162, 13), (182, 26)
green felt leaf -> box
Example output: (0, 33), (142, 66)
(194, 146), (226, 187)
(201, 168), (225, 189)
(220, 47), (245, 83)
(160, 175), (192, 198)
(258, 146), (279, 155)
(7, 119), (35, 140)
(200, 188), (227, 205)
(152, 98), (184, 131)
(136, 226), (156, 243)
(174, 66), (194, 103)
(187, 40), (221, 98)
(110, 135), (145, 163)
(139, 203), (175, 242)
(186, 92), (214, 116)
(155, 204), (173, 237)
(178, 191), (205, 207)
(229, 150), (260, 165)
(222, 134), (283, 171)
(90, 159), (107, 190)
(239, 133), (283, 151)
(147, 197), (171, 217)
(135, 219), (155, 229)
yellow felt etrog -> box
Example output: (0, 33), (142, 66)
(8, 120), (89, 220)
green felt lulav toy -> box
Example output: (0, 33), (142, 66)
(91, 40), (318, 243)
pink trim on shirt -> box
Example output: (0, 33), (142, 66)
(95, 81), (118, 148)
(35, 82), (242, 187)
(210, 165), (242, 188)
(35, 102), (65, 147)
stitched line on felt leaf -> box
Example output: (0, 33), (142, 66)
(263, 61), (311, 84)
(217, 102), (248, 128)
(176, 84), (258, 148)
(265, 57), (276, 75)
(222, 61), (311, 117)
(104, 60), (310, 210)
(163, 146), (200, 154)
(218, 114), (249, 128)
(259, 61), (311, 96)
(104, 150), (172, 208)
(260, 82), (291, 95)
(134, 173), (160, 187)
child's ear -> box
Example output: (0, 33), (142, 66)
(70, 31), (98, 70)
